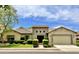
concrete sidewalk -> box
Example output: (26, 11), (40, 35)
(0, 45), (62, 53)
(0, 47), (62, 54)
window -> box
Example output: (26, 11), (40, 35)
(7, 35), (14, 39)
(40, 31), (41, 33)
(25, 36), (29, 40)
(36, 30), (38, 33)
(43, 31), (45, 33)
(7, 35), (15, 42)
(20, 37), (25, 40)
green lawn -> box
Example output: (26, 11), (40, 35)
(0, 44), (33, 48)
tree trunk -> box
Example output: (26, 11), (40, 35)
(0, 33), (5, 46)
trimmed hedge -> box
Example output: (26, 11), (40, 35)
(76, 40), (79, 43)
(9, 41), (14, 44)
(14, 40), (24, 44)
(42, 39), (48, 47)
(8, 40), (14, 44)
(32, 39), (38, 48)
(43, 39), (48, 44)
(27, 39), (32, 44)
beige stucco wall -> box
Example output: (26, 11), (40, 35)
(49, 28), (77, 45)
(3, 30), (33, 41)
(32, 28), (48, 39)
(3, 31), (21, 41)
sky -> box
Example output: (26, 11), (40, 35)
(13, 5), (79, 31)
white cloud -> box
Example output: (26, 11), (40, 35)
(13, 5), (79, 22)
(14, 5), (52, 18)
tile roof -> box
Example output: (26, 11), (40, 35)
(31, 25), (48, 28)
(14, 27), (32, 34)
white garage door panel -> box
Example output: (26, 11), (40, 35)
(53, 35), (71, 45)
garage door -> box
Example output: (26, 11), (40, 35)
(53, 35), (72, 45)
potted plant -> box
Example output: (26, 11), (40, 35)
(32, 39), (38, 48)
(42, 39), (48, 48)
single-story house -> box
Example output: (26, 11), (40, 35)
(0, 25), (78, 45)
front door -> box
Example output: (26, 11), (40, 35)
(37, 35), (44, 43)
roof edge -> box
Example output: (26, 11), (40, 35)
(48, 26), (77, 33)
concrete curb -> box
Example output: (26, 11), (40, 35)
(0, 48), (59, 50)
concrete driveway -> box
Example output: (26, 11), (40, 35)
(54, 45), (79, 52)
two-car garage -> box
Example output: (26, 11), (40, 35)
(49, 26), (77, 45)
(52, 35), (72, 45)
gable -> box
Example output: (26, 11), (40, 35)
(4, 30), (21, 35)
(49, 27), (77, 34)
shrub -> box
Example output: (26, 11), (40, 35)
(27, 39), (32, 44)
(32, 39), (38, 48)
(9, 41), (14, 44)
(8, 40), (14, 44)
(14, 40), (24, 44)
(76, 40), (79, 43)
(76, 40), (79, 46)
(23, 41), (27, 45)
(14, 41), (18, 44)
(76, 43), (79, 46)
(42, 39), (48, 48)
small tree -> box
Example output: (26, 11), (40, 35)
(0, 5), (18, 45)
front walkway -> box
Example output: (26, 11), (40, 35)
(38, 45), (44, 48)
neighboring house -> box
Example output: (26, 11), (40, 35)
(76, 32), (79, 40)
(0, 25), (78, 45)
